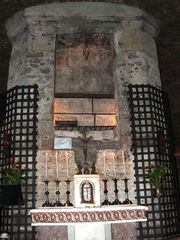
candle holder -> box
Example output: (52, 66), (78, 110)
(53, 179), (63, 207)
(102, 179), (111, 205)
(64, 179), (73, 207)
(123, 178), (133, 204)
(42, 180), (52, 207)
(112, 178), (121, 205)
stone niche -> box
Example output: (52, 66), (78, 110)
(6, 2), (161, 240)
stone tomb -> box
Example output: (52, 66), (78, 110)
(6, 2), (160, 239)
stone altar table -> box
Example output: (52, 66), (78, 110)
(29, 205), (148, 225)
(29, 205), (148, 240)
(30, 205), (148, 226)
(30, 205), (148, 240)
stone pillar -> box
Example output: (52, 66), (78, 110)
(6, 12), (28, 87)
(6, 12), (56, 150)
(114, 18), (160, 148)
(26, 20), (56, 150)
(113, 18), (160, 240)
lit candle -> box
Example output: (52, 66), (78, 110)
(103, 152), (107, 178)
(122, 150), (126, 178)
(45, 152), (48, 180)
(112, 152), (116, 178)
(55, 151), (59, 179)
(66, 152), (69, 179)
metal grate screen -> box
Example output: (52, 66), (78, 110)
(0, 85), (38, 240)
(128, 84), (180, 239)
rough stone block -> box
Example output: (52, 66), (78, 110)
(93, 99), (116, 113)
(87, 130), (116, 141)
(37, 226), (68, 240)
(121, 28), (157, 58)
(54, 114), (77, 123)
(77, 115), (94, 126)
(112, 223), (137, 240)
(54, 98), (92, 113)
(96, 115), (116, 126)
(40, 138), (54, 150)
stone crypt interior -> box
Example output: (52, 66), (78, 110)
(0, 1), (180, 240)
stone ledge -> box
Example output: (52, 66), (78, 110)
(6, 2), (159, 41)
(24, 2), (158, 27)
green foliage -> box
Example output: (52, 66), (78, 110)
(3, 165), (23, 184)
(147, 164), (168, 189)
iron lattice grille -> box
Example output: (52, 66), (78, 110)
(128, 84), (180, 240)
(0, 85), (38, 240)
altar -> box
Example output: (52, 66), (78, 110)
(30, 135), (148, 240)
(29, 205), (148, 240)
(29, 205), (148, 225)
